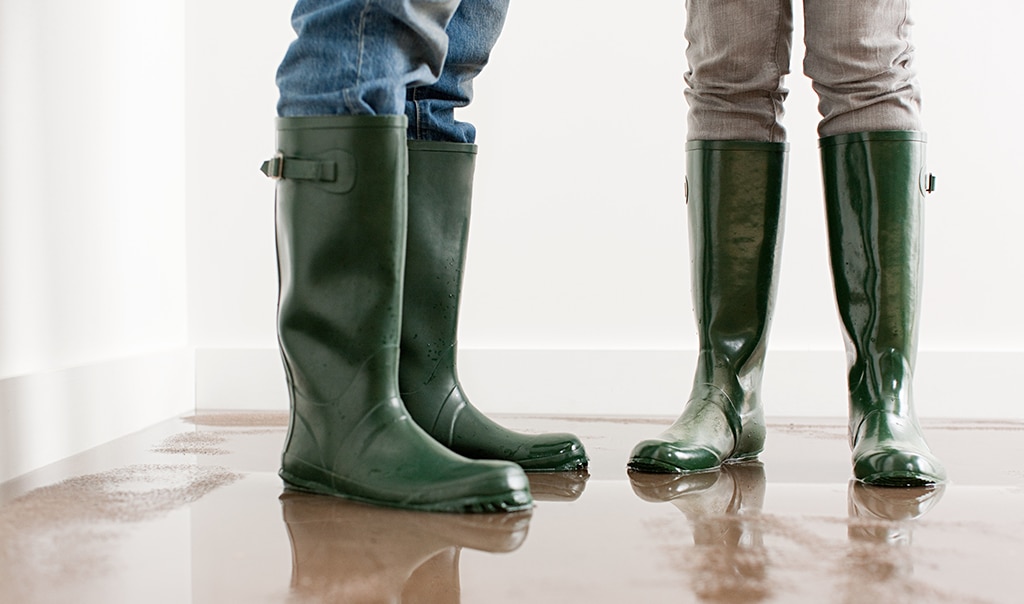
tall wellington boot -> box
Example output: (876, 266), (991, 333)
(266, 115), (531, 512)
(399, 141), (588, 472)
(821, 131), (946, 486)
(630, 141), (787, 473)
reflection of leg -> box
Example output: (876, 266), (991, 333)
(629, 143), (786, 473)
(404, 549), (461, 604)
(526, 470), (590, 502)
(630, 465), (769, 602)
(843, 481), (945, 598)
(820, 133), (945, 486)
(281, 492), (530, 602)
(848, 481), (945, 545)
(399, 142), (588, 472)
(631, 464), (766, 534)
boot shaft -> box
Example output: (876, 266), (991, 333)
(400, 140), (477, 380)
(628, 142), (786, 473)
(685, 141), (788, 386)
(274, 115), (408, 404)
(820, 131), (930, 407)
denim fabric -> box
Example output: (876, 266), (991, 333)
(684, 0), (922, 141)
(276, 0), (509, 143)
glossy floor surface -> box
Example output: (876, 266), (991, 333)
(1, 413), (1022, 603)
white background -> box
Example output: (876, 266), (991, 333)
(1, 1), (1022, 417)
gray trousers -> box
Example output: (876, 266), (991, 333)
(684, 0), (921, 141)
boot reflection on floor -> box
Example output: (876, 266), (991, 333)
(527, 470), (590, 503)
(843, 481), (945, 597)
(630, 464), (770, 602)
(280, 492), (531, 603)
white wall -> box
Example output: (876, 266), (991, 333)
(0, 1), (192, 483)
(0, 0), (189, 377)
(183, 0), (291, 351)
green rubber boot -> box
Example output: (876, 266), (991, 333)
(821, 131), (946, 487)
(266, 115), (531, 512)
(629, 141), (787, 473)
(399, 141), (588, 472)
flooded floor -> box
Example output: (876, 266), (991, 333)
(1, 413), (1022, 603)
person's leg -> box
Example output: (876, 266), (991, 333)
(277, 0), (458, 117)
(268, 116), (532, 512)
(683, 0), (794, 142)
(267, 1), (533, 511)
(404, 0), (508, 142)
(806, 1), (945, 485)
(803, 0), (921, 136)
(629, 0), (792, 474)
(398, 1), (588, 471)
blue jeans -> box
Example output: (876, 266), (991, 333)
(276, 0), (509, 143)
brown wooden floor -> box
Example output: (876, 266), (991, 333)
(1, 413), (1022, 603)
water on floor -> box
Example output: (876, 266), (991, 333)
(1, 413), (1022, 603)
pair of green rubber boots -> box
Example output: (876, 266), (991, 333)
(629, 133), (946, 487)
(266, 115), (587, 513)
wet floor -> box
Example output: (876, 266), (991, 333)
(1, 413), (1022, 603)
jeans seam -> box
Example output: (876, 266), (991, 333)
(345, 0), (375, 113)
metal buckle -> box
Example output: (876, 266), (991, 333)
(261, 152), (285, 179)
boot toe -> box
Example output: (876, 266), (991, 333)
(854, 447), (947, 487)
(627, 439), (723, 474)
(438, 462), (534, 513)
(514, 433), (589, 472)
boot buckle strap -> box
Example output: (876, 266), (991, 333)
(261, 152), (336, 181)
(260, 150), (356, 193)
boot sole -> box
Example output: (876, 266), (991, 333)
(279, 463), (532, 514)
(627, 450), (762, 474)
(516, 448), (590, 473)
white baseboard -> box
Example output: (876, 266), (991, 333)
(193, 347), (1024, 420)
(0, 350), (193, 484)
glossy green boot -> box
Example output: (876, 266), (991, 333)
(629, 141), (787, 473)
(400, 141), (588, 472)
(266, 116), (531, 512)
(821, 131), (946, 487)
